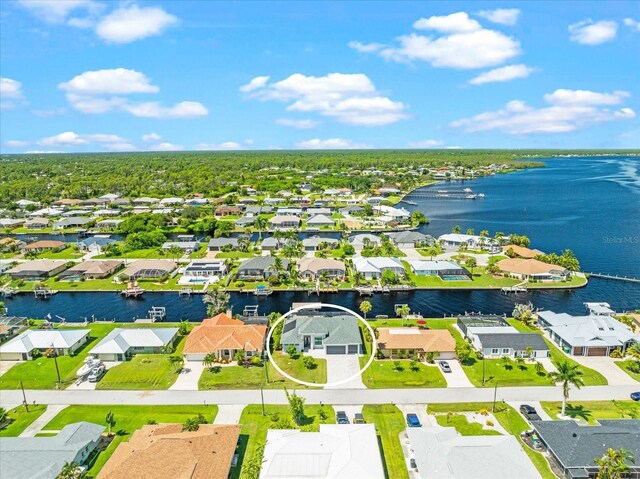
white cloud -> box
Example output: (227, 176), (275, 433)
(31, 108), (67, 117)
(239, 76), (270, 93)
(122, 101), (208, 119)
(4, 140), (30, 148)
(194, 142), (243, 150)
(477, 9), (521, 26)
(59, 68), (159, 95)
(469, 64), (535, 85)
(450, 89), (635, 135)
(32, 131), (135, 151)
(18, 0), (101, 24)
(244, 73), (408, 126)
(351, 12), (521, 69)
(150, 142), (183, 151)
(276, 118), (320, 129)
(569, 19), (617, 45)
(406, 140), (444, 148)
(295, 138), (372, 149)
(95, 5), (178, 44)
(142, 132), (163, 142)
(0, 78), (25, 109)
(623, 18), (640, 32)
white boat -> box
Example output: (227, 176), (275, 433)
(463, 188), (473, 193)
(77, 356), (102, 377)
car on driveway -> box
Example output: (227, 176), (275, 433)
(520, 404), (542, 422)
(336, 411), (349, 424)
(88, 364), (106, 383)
(353, 413), (366, 424)
(410, 458), (417, 469)
(631, 392), (640, 401)
(439, 361), (452, 373)
(406, 413), (421, 427)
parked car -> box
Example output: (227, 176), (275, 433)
(406, 413), (421, 427)
(520, 404), (542, 422)
(439, 361), (452, 373)
(410, 458), (417, 469)
(88, 364), (106, 383)
(631, 392), (640, 401)
(353, 413), (366, 424)
(336, 411), (349, 424)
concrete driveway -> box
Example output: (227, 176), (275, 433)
(67, 361), (122, 391)
(169, 361), (206, 390)
(332, 404), (363, 423)
(214, 404), (246, 424)
(0, 360), (21, 378)
(19, 404), (68, 437)
(439, 360), (473, 388)
(324, 355), (366, 389)
(397, 404), (430, 428)
(569, 356), (638, 385)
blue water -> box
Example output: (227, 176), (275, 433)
(4, 155), (639, 321)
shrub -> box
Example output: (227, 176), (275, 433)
(31, 349), (42, 359)
(486, 419), (494, 427)
(302, 356), (316, 370)
(251, 355), (262, 366)
(478, 408), (489, 416)
(235, 281), (245, 288)
(609, 349), (624, 359)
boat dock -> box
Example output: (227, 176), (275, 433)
(409, 189), (485, 200)
(585, 273), (640, 283)
(34, 287), (57, 298)
(121, 285), (145, 298)
(134, 306), (166, 323)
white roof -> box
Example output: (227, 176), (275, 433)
(348, 234), (381, 246)
(16, 199), (38, 206)
(538, 311), (639, 348)
(89, 327), (178, 355)
(373, 205), (410, 218)
(0, 329), (90, 354)
(29, 207), (63, 217)
(159, 197), (184, 205)
(438, 233), (483, 243)
(584, 302), (615, 315)
(307, 214), (335, 225)
(408, 427), (541, 479)
(260, 424), (385, 479)
(353, 257), (403, 274)
(409, 260), (463, 271)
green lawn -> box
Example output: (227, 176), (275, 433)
(216, 251), (256, 258)
(198, 362), (320, 390)
(428, 402), (556, 479)
(0, 324), (117, 389)
(434, 413), (501, 435)
(615, 360), (640, 382)
(273, 352), (327, 384)
(362, 404), (409, 479)
(44, 404), (218, 477)
(461, 356), (553, 387)
(235, 404), (335, 479)
(94, 248), (167, 259)
(540, 400), (640, 424)
(0, 404), (48, 437)
(37, 246), (84, 259)
(360, 358), (446, 388)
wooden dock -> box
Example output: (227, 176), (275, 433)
(585, 273), (640, 283)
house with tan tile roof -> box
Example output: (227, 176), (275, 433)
(97, 424), (240, 479)
(298, 257), (346, 280)
(496, 258), (569, 281)
(23, 240), (66, 252)
(183, 313), (267, 361)
(502, 244), (544, 259)
(377, 328), (456, 360)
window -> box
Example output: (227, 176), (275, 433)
(491, 348), (499, 354)
(246, 351), (253, 357)
(502, 348), (510, 354)
(314, 337), (323, 346)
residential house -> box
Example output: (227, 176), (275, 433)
(60, 260), (123, 280)
(245, 206), (273, 216)
(0, 237), (26, 252)
(438, 234), (500, 253)
(377, 328), (456, 359)
(0, 422), (105, 479)
(181, 260), (227, 281)
(16, 199), (39, 208)
(348, 233), (382, 248)
(584, 302), (616, 316)
(97, 424), (240, 479)
(373, 205), (411, 221)
(531, 420), (640, 479)
(62, 209), (92, 217)
(385, 231), (432, 248)
(0, 260), (12, 274)
(280, 313), (363, 354)
(236, 256), (288, 280)
(120, 260), (176, 279)
(269, 215), (300, 229)
(474, 333), (550, 359)
(162, 241), (200, 254)
(306, 207), (332, 216)
(365, 196), (386, 205)
(92, 209), (121, 217)
(352, 257), (405, 280)
(53, 198), (82, 207)
(53, 216), (92, 230)
(408, 260), (471, 280)
(29, 207), (63, 217)
(0, 218), (26, 229)
(276, 207), (303, 216)
(306, 214), (335, 228)
(407, 427), (541, 479)
(215, 205), (241, 217)
(96, 219), (124, 230)
(260, 425), (385, 479)
(5, 259), (69, 280)
(23, 240), (66, 253)
(0, 328), (91, 360)
(537, 310), (639, 356)
(235, 216), (256, 228)
(502, 244), (544, 258)
(159, 197), (184, 206)
(183, 313), (267, 361)
(100, 193), (120, 202)
(24, 217), (50, 229)
(208, 237), (239, 251)
(260, 237), (282, 252)
(496, 258), (570, 281)
(76, 237), (117, 254)
(133, 197), (160, 205)
(89, 327), (178, 361)
(302, 236), (339, 252)
(298, 257), (346, 281)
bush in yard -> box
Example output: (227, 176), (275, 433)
(486, 419), (494, 426)
(393, 361), (403, 371)
(286, 344), (298, 358)
(250, 355), (262, 366)
(409, 358), (420, 371)
(479, 408), (489, 416)
(424, 352), (436, 364)
(609, 349), (623, 359)
(31, 349), (42, 359)
(303, 356), (317, 370)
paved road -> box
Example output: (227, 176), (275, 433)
(2, 384), (638, 407)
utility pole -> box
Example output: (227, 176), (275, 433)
(51, 344), (61, 387)
(482, 355), (486, 386)
(260, 386), (265, 417)
(492, 381), (499, 413)
(20, 380), (29, 412)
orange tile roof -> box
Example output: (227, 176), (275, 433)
(502, 244), (544, 259)
(497, 258), (566, 275)
(98, 424), (240, 479)
(24, 240), (65, 250)
(377, 328), (456, 352)
(184, 313), (267, 354)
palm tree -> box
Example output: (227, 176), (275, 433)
(595, 448), (635, 479)
(359, 300), (372, 319)
(105, 411), (116, 436)
(254, 217), (268, 240)
(452, 225), (461, 234)
(168, 354), (184, 372)
(58, 461), (86, 479)
(202, 353), (215, 370)
(550, 361), (585, 416)
(273, 229), (284, 247)
(319, 270), (330, 286)
(167, 245), (184, 263)
(202, 289), (230, 316)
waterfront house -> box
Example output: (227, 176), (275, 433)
(0, 328), (91, 360)
(89, 327), (178, 361)
(159, 197), (184, 206)
(260, 424), (385, 479)
(182, 260), (227, 279)
(407, 427), (541, 479)
(120, 260), (176, 280)
(269, 215), (300, 229)
(373, 205), (411, 221)
(306, 214), (335, 228)
(96, 219), (124, 230)
(97, 424), (240, 479)
(23, 217), (50, 229)
(496, 258), (570, 281)
(0, 261), (12, 274)
(502, 244), (544, 258)
(0, 218), (26, 229)
(297, 257), (346, 281)
(6, 259), (69, 280)
(208, 237), (239, 251)
(53, 216), (92, 230)
(183, 313), (267, 361)
(0, 422), (105, 479)
(29, 207), (64, 217)
(302, 236), (339, 252)
(385, 231), (432, 248)
(584, 302), (616, 316)
(531, 420), (640, 479)
(438, 233), (499, 253)
(348, 233), (382, 248)
(23, 240), (66, 253)
(162, 241), (200, 254)
(76, 237), (117, 253)
(377, 328), (456, 360)
(260, 236), (282, 252)
(280, 313), (363, 354)
(60, 260), (123, 280)
(235, 216), (256, 228)
(0, 237), (26, 252)
(474, 333), (550, 359)
(352, 257), (405, 280)
(215, 205), (241, 217)
(537, 310), (639, 356)
(365, 196), (386, 205)
(408, 260), (471, 280)
(236, 256), (288, 280)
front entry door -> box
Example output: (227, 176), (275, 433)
(304, 336), (310, 350)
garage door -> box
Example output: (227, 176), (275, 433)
(326, 346), (346, 354)
(587, 347), (607, 357)
(185, 353), (206, 362)
(347, 345), (359, 354)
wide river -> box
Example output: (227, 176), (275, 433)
(5, 155), (640, 322)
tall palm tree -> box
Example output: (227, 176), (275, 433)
(595, 448), (635, 479)
(58, 461), (86, 479)
(202, 289), (230, 316)
(202, 353), (215, 370)
(254, 217), (268, 241)
(353, 271), (365, 286)
(550, 361), (585, 416)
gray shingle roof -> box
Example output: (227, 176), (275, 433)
(237, 256), (289, 273)
(475, 333), (549, 351)
(281, 314), (362, 347)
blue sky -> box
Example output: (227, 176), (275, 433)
(1, 0), (639, 153)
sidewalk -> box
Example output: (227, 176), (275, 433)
(19, 404), (68, 437)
